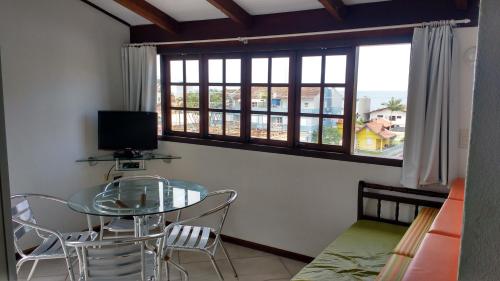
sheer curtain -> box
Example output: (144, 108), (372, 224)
(401, 24), (458, 189)
(121, 46), (157, 112)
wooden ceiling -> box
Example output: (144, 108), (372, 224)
(83, 0), (475, 38)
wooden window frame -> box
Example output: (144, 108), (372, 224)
(159, 43), (406, 167)
(164, 55), (203, 137)
(295, 48), (355, 154)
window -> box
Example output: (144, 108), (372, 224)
(208, 57), (242, 138)
(250, 56), (291, 143)
(159, 42), (410, 166)
(167, 58), (201, 134)
(354, 44), (411, 160)
(298, 52), (349, 150)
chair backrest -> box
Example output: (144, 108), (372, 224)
(67, 235), (160, 281)
(10, 196), (37, 254)
(173, 190), (237, 242)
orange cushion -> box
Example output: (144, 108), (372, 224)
(429, 199), (463, 238)
(393, 207), (439, 257)
(402, 233), (460, 281)
(448, 178), (465, 201)
(376, 254), (413, 281)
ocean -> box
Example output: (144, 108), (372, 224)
(356, 91), (408, 111)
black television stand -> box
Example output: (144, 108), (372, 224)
(113, 149), (142, 159)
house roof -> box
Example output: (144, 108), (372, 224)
(356, 120), (397, 139)
(368, 107), (407, 114)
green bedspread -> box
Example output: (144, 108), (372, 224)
(292, 220), (408, 281)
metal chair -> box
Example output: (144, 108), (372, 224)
(99, 175), (168, 240)
(66, 232), (188, 281)
(11, 194), (98, 281)
(161, 190), (238, 281)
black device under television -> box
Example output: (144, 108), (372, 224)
(98, 110), (158, 158)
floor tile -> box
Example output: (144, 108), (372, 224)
(279, 257), (307, 276)
(17, 259), (69, 279)
(233, 256), (290, 279)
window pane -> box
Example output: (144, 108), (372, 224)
(226, 86), (241, 110)
(209, 111), (223, 135)
(271, 57), (289, 83)
(226, 59), (241, 83)
(322, 118), (343, 146)
(225, 113), (240, 137)
(270, 87), (288, 113)
(301, 56), (322, 83)
(209, 59), (223, 83)
(251, 87), (268, 111)
(170, 60), (183, 83)
(300, 87), (321, 114)
(251, 114), (268, 139)
(252, 58), (268, 83)
(323, 87), (344, 115)
(186, 111), (200, 133)
(171, 110), (184, 132)
(185, 60), (199, 83)
(186, 86), (199, 108)
(170, 85), (184, 107)
(209, 86), (223, 109)
(270, 116), (288, 141)
(300, 117), (319, 143)
(325, 55), (346, 84)
(354, 44), (411, 159)
(156, 55), (162, 135)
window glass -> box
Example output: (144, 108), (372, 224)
(251, 87), (268, 111)
(322, 118), (343, 145)
(171, 110), (184, 131)
(170, 86), (184, 107)
(186, 86), (199, 108)
(270, 87), (288, 113)
(209, 86), (223, 109)
(226, 86), (241, 110)
(226, 59), (241, 83)
(209, 111), (223, 135)
(185, 60), (199, 83)
(323, 87), (344, 115)
(209, 59), (223, 83)
(186, 111), (200, 133)
(301, 56), (322, 83)
(251, 114), (268, 139)
(271, 57), (289, 83)
(324, 55), (347, 84)
(354, 44), (411, 159)
(300, 87), (321, 114)
(170, 61), (183, 82)
(270, 116), (288, 141)
(300, 117), (319, 143)
(156, 55), (162, 135)
(226, 113), (241, 137)
(252, 58), (269, 83)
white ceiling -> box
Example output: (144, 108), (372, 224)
(88, 0), (390, 26)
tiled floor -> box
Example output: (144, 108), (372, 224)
(17, 242), (307, 281)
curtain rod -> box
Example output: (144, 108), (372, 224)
(124, 18), (471, 47)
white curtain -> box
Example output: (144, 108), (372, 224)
(401, 24), (457, 189)
(121, 46), (157, 112)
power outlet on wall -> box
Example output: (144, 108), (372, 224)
(459, 128), (470, 149)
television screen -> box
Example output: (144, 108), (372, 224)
(98, 111), (158, 151)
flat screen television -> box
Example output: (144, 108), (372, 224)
(98, 111), (158, 153)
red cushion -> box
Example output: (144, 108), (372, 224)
(448, 178), (465, 201)
(429, 199), (463, 238)
(402, 233), (460, 281)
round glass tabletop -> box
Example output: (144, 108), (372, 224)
(68, 178), (208, 217)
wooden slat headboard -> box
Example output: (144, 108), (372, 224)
(357, 181), (448, 226)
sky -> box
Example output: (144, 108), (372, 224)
(357, 43), (411, 92)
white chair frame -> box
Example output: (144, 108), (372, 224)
(161, 190), (238, 281)
(11, 194), (97, 281)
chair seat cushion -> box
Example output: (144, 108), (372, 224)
(292, 220), (408, 281)
(393, 207), (439, 257)
(448, 178), (465, 201)
(429, 199), (463, 238)
(402, 233), (460, 281)
(375, 254), (413, 281)
(30, 231), (97, 257)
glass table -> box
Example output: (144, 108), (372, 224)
(68, 176), (208, 236)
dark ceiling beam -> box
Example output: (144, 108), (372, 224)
(318, 0), (346, 21)
(206, 0), (252, 27)
(455, 0), (468, 10)
(114, 0), (179, 34)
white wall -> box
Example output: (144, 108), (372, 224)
(459, 1), (500, 279)
(0, 0), (129, 239)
